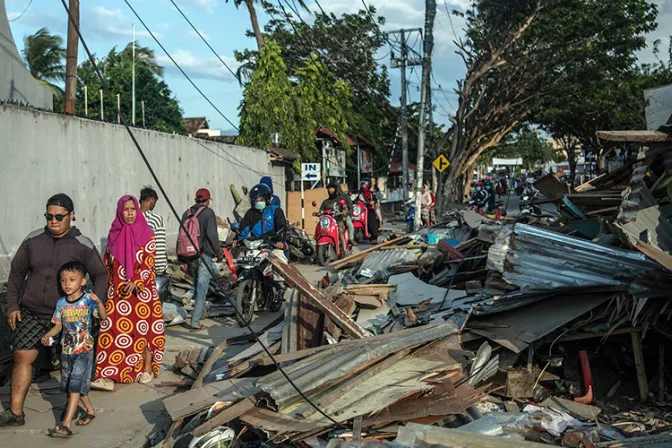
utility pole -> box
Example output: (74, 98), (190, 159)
(64, 0), (80, 115)
(132, 23), (136, 125)
(99, 89), (104, 120)
(84, 85), (88, 117)
(388, 28), (422, 201)
(414, 0), (437, 231)
(141, 100), (146, 127)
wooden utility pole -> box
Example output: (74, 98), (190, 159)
(388, 28), (422, 201)
(64, 0), (80, 115)
(413, 0), (437, 231)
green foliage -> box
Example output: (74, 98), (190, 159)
(75, 43), (184, 133)
(236, 5), (394, 169)
(238, 40), (353, 161)
(21, 27), (65, 94)
(493, 128), (556, 170)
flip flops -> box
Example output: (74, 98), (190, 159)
(76, 414), (96, 426)
(137, 372), (153, 384)
(50, 425), (73, 438)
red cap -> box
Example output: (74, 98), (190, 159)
(195, 188), (211, 202)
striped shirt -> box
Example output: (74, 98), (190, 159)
(144, 210), (168, 275)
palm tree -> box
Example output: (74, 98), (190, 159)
(21, 27), (66, 93)
(122, 42), (164, 77)
(226, 0), (309, 51)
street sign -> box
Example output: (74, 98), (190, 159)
(301, 163), (321, 181)
(433, 155), (450, 173)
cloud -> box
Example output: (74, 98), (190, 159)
(85, 6), (163, 41)
(188, 0), (218, 13)
(158, 50), (240, 82)
(186, 29), (210, 40)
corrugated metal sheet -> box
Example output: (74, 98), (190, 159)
(255, 324), (457, 408)
(487, 224), (658, 292)
(358, 249), (419, 276)
(615, 205), (672, 253)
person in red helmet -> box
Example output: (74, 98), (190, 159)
(473, 181), (489, 210)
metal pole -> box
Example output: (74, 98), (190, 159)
(64, 0), (79, 115)
(132, 23), (136, 125)
(117, 93), (121, 124)
(400, 29), (409, 201)
(84, 85), (88, 117)
(99, 89), (104, 120)
(414, 0), (436, 231)
(357, 144), (361, 186)
(301, 178), (305, 230)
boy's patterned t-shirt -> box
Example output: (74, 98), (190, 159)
(51, 293), (99, 355)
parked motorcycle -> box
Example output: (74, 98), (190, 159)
(351, 199), (372, 243)
(286, 224), (316, 262)
(312, 201), (352, 266)
(233, 238), (284, 327)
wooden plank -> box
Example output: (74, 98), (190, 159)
(163, 378), (260, 421)
(324, 295), (356, 341)
(329, 235), (411, 268)
(240, 408), (327, 432)
(193, 341), (228, 389)
(631, 330), (648, 403)
(596, 130), (672, 142)
(635, 239), (672, 271)
(297, 293), (325, 350)
(352, 416), (363, 442)
(397, 423), (551, 448)
(349, 295), (382, 309)
(191, 397), (257, 438)
(268, 253), (368, 339)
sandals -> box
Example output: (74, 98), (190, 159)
(76, 414), (96, 426)
(137, 372), (153, 384)
(50, 425), (73, 438)
(183, 323), (206, 332)
(90, 378), (114, 391)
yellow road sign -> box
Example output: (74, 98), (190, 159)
(433, 154), (450, 173)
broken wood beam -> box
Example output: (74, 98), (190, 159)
(329, 235), (411, 268)
(631, 330), (648, 403)
(191, 397), (257, 438)
(268, 253), (368, 339)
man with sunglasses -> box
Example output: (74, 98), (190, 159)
(1, 194), (107, 427)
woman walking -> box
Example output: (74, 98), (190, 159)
(94, 195), (165, 385)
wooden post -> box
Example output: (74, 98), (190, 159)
(527, 346), (534, 373)
(84, 85), (88, 116)
(99, 89), (104, 120)
(658, 343), (665, 402)
(116, 93), (121, 124)
(631, 330), (648, 402)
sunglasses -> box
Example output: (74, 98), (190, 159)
(44, 213), (69, 222)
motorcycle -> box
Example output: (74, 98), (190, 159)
(312, 201), (352, 266)
(350, 199), (372, 243)
(233, 238), (284, 327)
(286, 224), (316, 262)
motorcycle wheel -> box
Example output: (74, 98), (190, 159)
(354, 228), (363, 244)
(234, 279), (256, 328)
(406, 223), (414, 234)
(317, 245), (334, 267)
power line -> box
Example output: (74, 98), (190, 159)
(122, 0), (239, 132)
(9, 0), (35, 22)
(59, 0), (344, 431)
(167, 0), (240, 84)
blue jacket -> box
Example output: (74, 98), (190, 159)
(238, 205), (287, 241)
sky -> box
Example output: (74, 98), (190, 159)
(6, 0), (672, 133)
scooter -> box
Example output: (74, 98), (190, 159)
(312, 201), (352, 266)
(233, 238), (284, 327)
(351, 199), (371, 243)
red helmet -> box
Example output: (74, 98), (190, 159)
(475, 181), (484, 187)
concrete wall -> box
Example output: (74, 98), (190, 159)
(0, 104), (285, 281)
(0, 0), (53, 109)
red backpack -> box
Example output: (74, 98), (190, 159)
(177, 207), (206, 259)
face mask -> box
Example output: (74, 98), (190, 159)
(255, 201), (266, 211)
(476, 187), (482, 192)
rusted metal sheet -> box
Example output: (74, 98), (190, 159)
(268, 252), (368, 339)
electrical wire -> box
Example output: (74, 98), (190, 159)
(59, 0), (345, 431)
(8, 0), (35, 22)
(122, 0), (239, 132)
(167, 0), (240, 84)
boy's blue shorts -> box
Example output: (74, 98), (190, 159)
(61, 352), (94, 395)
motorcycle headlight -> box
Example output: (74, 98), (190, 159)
(353, 205), (362, 215)
(244, 240), (263, 250)
(320, 217), (330, 230)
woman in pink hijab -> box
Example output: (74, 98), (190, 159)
(94, 195), (165, 386)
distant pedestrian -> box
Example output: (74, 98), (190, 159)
(42, 262), (107, 438)
(139, 186), (168, 275)
(1, 194), (107, 428)
(93, 195), (164, 386)
(260, 176), (281, 208)
(179, 188), (221, 332)
(371, 177), (384, 231)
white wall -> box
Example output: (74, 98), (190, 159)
(0, 104), (285, 281)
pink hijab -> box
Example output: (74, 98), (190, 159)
(107, 195), (154, 276)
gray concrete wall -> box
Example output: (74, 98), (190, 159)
(0, 0), (53, 109)
(0, 104), (285, 281)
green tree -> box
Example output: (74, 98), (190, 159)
(238, 40), (353, 161)
(439, 0), (658, 205)
(121, 41), (164, 76)
(76, 44), (184, 133)
(21, 27), (65, 96)
(493, 128), (556, 171)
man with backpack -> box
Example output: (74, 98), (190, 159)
(178, 188), (220, 332)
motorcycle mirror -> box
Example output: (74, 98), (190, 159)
(311, 201), (317, 207)
(338, 200), (346, 206)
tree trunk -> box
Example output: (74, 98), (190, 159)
(245, 0), (264, 51)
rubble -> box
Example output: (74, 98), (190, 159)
(158, 133), (672, 447)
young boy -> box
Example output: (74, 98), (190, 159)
(41, 261), (107, 438)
